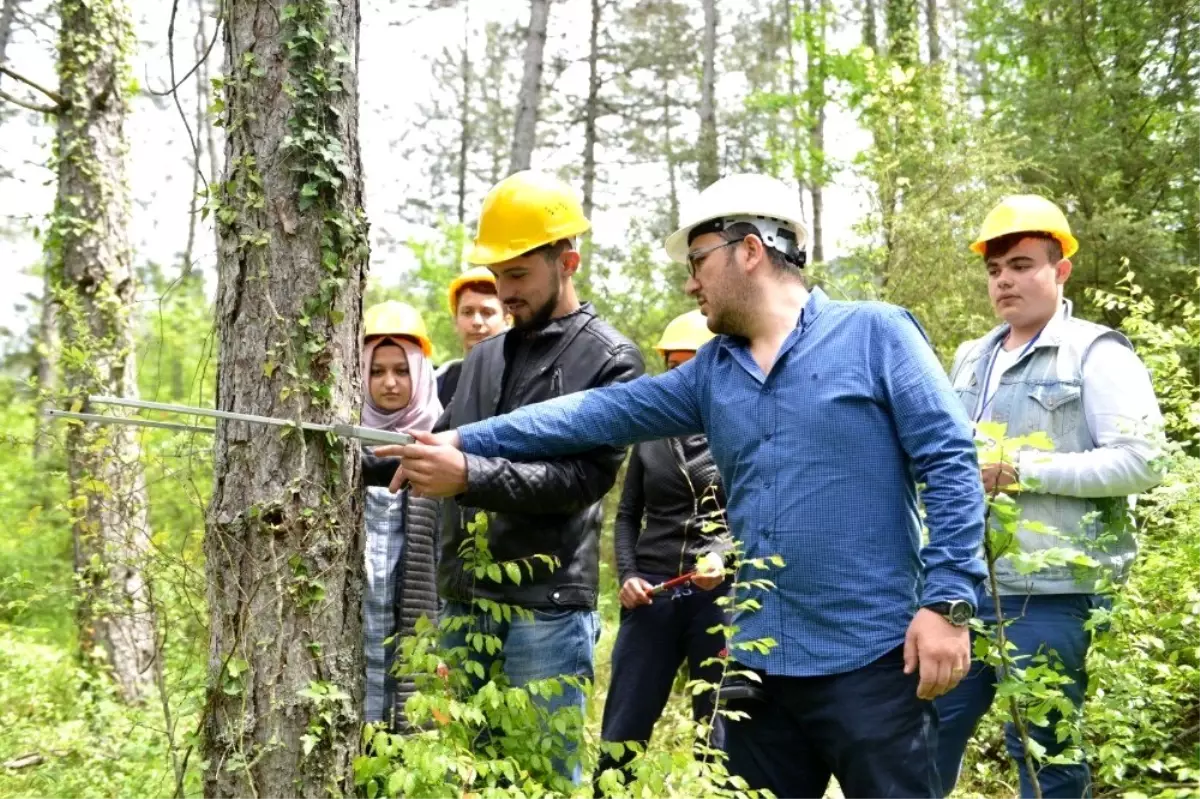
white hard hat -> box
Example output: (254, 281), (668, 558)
(664, 173), (810, 267)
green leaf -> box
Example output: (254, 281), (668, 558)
(504, 562), (521, 584)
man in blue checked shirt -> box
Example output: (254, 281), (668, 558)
(378, 173), (987, 799)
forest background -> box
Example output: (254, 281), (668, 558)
(0, 0), (1196, 796)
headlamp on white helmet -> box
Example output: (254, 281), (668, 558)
(686, 215), (807, 269)
(664, 173), (811, 269)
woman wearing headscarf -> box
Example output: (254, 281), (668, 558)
(359, 301), (443, 729)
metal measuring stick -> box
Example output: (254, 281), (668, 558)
(45, 395), (415, 446)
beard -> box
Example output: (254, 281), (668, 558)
(510, 278), (561, 332)
(704, 285), (754, 339)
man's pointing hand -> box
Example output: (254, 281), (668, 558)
(374, 429), (464, 496)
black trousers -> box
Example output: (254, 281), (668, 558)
(595, 578), (727, 792)
(724, 645), (942, 799)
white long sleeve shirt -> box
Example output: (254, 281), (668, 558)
(1015, 337), (1164, 499)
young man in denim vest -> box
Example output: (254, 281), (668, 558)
(935, 195), (1164, 798)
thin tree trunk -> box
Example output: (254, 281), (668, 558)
(697, 0), (719, 190)
(199, 0), (219, 189)
(579, 0), (601, 282)
(181, 0), (208, 279)
(805, 0), (827, 263)
(664, 76), (679, 233)
(783, 0), (809, 227)
(887, 0), (919, 67)
(203, 0), (368, 795)
(52, 0), (155, 704)
(456, 1), (470, 225)
(863, 0), (878, 52)
(948, 0), (967, 86)
(925, 0), (941, 62)
(509, 0), (549, 174)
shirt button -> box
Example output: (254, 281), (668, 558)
(764, 432), (772, 441)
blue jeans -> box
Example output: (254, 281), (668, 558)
(441, 600), (600, 783)
(935, 593), (1106, 798)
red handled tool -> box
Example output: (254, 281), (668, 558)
(647, 571), (698, 596)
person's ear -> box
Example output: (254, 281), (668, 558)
(560, 248), (581, 278)
(1055, 258), (1072, 286)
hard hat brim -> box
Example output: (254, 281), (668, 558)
(468, 220), (592, 266)
(970, 231), (1079, 259)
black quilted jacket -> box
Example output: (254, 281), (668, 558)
(384, 492), (439, 731)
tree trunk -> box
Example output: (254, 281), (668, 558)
(51, 0), (155, 704)
(182, 0), (209, 279)
(203, 0), (368, 795)
(579, 0), (601, 283)
(887, 0), (919, 67)
(783, 0), (809, 228)
(456, 1), (470, 225)
(925, 0), (940, 62)
(199, 0), (219, 189)
(863, 0), (879, 53)
(664, 75), (679, 233)
(804, 0), (827, 263)
(697, 0), (719, 190)
(509, 0), (550, 174)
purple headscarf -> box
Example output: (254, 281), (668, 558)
(361, 336), (442, 433)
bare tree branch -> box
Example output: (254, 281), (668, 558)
(146, 0), (221, 98)
(0, 64), (62, 104)
(161, 0), (207, 195)
(0, 85), (57, 112)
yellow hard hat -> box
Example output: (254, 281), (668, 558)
(447, 266), (498, 314)
(655, 310), (717, 354)
(363, 301), (433, 357)
(971, 195), (1079, 258)
(467, 170), (591, 265)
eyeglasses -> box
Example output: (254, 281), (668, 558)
(686, 236), (745, 278)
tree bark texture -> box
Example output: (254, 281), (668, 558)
(863, 0), (879, 53)
(204, 0), (368, 795)
(456, 1), (470, 224)
(579, 0), (602, 283)
(925, 0), (941, 62)
(697, 0), (719, 190)
(509, 0), (549, 174)
(804, 0), (827, 263)
(52, 0), (155, 704)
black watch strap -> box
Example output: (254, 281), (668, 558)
(923, 600), (974, 626)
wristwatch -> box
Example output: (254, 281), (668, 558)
(923, 600), (974, 627)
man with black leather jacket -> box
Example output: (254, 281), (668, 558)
(373, 170), (644, 783)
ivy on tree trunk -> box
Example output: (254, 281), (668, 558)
(203, 0), (369, 795)
(51, 0), (156, 705)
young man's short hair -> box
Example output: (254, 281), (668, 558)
(983, 231), (1064, 263)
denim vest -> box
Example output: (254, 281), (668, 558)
(949, 301), (1135, 595)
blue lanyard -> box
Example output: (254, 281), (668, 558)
(974, 329), (1043, 423)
